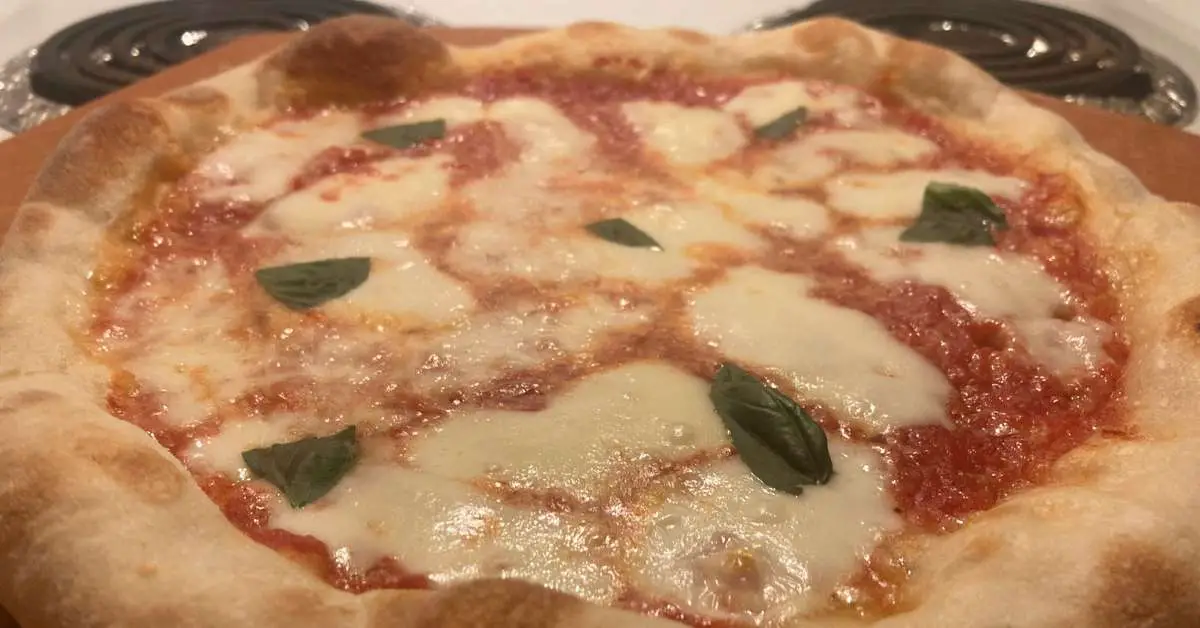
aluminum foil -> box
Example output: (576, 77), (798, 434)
(0, 48), (70, 134)
(1064, 49), (1199, 128)
(0, 3), (442, 135)
(742, 9), (1199, 130)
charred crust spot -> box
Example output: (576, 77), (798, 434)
(127, 588), (353, 628)
(1168, 295), (1200, 344)
(1091, 541), (1200, 628)
(160, 87), (236, 154)
(5, 203), (63, 259)
(1, 389), (59, 412)
(26, 100), (176, 211)
(414, 579), (580, 627)
(71, 427), (186, 503)
(666, 28), (712, 46)
(11, 203), (56, 241)
(786, 19), (882, 85)
(262, 15), (458, 109)
(954, 533), (1002, 566)
(967, 320), (1009, 351)
(0, 452), (64, 555)
(1051, 443), (1112, 485)
(887, 39), (997, 118)
(564, 22), (623, 38)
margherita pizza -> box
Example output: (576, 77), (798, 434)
(2, 15), (1199, 628)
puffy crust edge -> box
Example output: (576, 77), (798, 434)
(256, 14), (460, 110)
(1, 14), (1199, 628)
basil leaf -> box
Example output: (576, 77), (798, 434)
(753, 107), (807, 140)
(584, 218), (662, 250)
(361, 119), (446, 150)
(709, 363), (832, 494)
(242, 426), (359, 508)
(899, 182), (1008, 246)
(255, 257), (370, 311)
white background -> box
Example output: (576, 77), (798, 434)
(0, 0), (1199, 140)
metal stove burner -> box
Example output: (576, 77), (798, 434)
(31, 0), (421, 106)
(0, 48), (69, 135)
(0, 0), (442, 134)
(747, 0), (1198, 128)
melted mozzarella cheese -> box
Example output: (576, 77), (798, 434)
(630, 445), (897, 620)
(751, 131), (938, 191)
(456, 100), (604, 226)
(724, 81), (868, 127)
(411, 362), (729, 500)
(377, 95), (594, 168)
(382, 96), (486, 128)
(698, 180), (831, 238)
(268, 233), (474, 328)
(464, 169), (595, 226)
(124, 264), (254, 428)
(450, 195), (765, 282)
(624, 200), (762, 254)
(271, 464), (624, 602)
(490, 97), (597, 163)
(834, 229), (1112, 378)
(804, 129), (937, 167)
(553, 298), (654, 354)
(270, 363), (899, 615)
(450, 222), (696, 284)
(251, 155), (451, 234)
(186, 417), (299, 479)
(688, 266), (951, 434)
(750, 144), (838, 190)
(1016, 319), (1110, 376)
(834, 228), (1065, 320)
(196, 111), (360, 203)
(409, 299), (653, 394)
(623, 102), (746, 166)
(135, 74), (1102, 626)
(825, 169), (1027, 220)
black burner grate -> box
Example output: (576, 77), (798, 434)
(30, 0), (411, 106)
(753, 0), (1156, 100)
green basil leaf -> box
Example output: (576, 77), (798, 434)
(255, 257), (370, 311)
(242, 426), (359, 508)
(361, 119), (446, 150)
(753, 107), (808, 140)
(709, 363), (832, 494)
(899, 182), (1008, 246)
(584, 218), (662, 250)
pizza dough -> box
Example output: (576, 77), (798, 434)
(2, 15), (1200, 628)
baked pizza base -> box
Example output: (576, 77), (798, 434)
(2, 16), (1200, 627)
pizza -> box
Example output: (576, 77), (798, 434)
(2, 14), (1199, 628)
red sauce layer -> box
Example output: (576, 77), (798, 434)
(96, 67), (1127, 622)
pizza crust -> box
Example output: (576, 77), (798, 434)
(2, 15), (1199, 627)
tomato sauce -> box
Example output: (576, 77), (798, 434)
(95, 66), (1128, 624)
(870, 109), (1125, 529)
(197, 473), (433, 592)
(290, 145), (389, 192)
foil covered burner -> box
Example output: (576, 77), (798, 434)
(32, 0), (418, 105)
(0, 0), (440, 133)
(748, 0), (1198, 128)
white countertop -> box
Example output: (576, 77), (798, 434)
(0, 0), (1198, 142)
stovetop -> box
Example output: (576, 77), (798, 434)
(749, 0), (1197, 129)
(0, 0), (1198, 137)
(31, 0), (408, 106)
